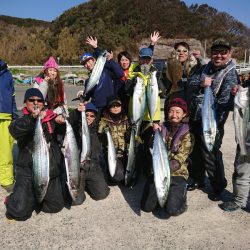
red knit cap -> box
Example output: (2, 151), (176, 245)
(167, 98), (188, 113)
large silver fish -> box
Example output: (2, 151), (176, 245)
(146, 71), (159, 124)
(202, 86), (217, 151)
(125, 128), (136, 186)
(32, 116), (50, 203)
(84, 51), (107, 95)
(132, 77), (147, 138)
(105, 128), (117, 177)
(81, 110), (91, 163)
(152, 129), (171, 208)
(234, 86), (249, 155)
(62, 120), (80, 201)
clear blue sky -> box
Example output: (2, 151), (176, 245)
(0, 0), (250, 28)
(0, 0), (87, 21)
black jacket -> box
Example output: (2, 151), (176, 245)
(69, 109), (101, 163)
(9, 112), (64, 178)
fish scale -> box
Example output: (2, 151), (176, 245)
(81, 110), (91, 163)
(152, 129), (171, 208)
(84, 51), (107, 95)
(105, 129), (117, 177)
(132, 77), (146, 137)
(62, 120), (80, 201)
(234, 86), (249, 155)
(32, 116), (50, 203)
(202, 86), (217, 151)
(146, 71), (159, 124)
(125, 128), (136, 186)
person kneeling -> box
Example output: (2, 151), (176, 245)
(69, 102), (110, 205)
(98, 95), (130, 185)
(5, 88), (69, 221)
(141, 98), (193, 217)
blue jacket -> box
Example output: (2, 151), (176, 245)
(0, 60), (17, 117)
(86, 55), (124, 109)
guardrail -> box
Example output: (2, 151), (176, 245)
(8, 64), (250, 74)
(8, 65), (84, 70)
(236, 63), (250, 74)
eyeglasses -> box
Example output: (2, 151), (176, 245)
(28, 98), (44, 103)
(211, 49), (229, 56)
(176, 49), (188, 53)
(110, 103), (121, 108)
(86, 114), (95, 118)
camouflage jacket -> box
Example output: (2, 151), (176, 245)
(161, 122), (193, 180)
(98, 113), (130, 158)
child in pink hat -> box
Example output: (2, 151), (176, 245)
(33, 57), (67, 118)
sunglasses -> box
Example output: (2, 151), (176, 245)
(211, 49), (229, 56)
(176, 49), (188, 53)
(110, 103), (121, 108)
(28, 98), (44, 103)
(86, 114), (95, 118)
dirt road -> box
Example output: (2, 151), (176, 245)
(0, 87), (250, 249)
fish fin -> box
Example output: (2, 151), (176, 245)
(166, 56), (182, 93)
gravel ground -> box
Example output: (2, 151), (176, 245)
(0, 86), (250, 249)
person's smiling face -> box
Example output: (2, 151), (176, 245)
(211, 48), (232, 68)
(176, 45), (189, 63)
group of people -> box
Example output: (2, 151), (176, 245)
(0, 31), (249, 221)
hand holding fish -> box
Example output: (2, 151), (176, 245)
(76, 90), (84, 98)
(106, 50), (113, 61)
(103, 126), (109, 133)
(32, 108), (41, 118)
(150, 31), (161, 45)
(86, 36), (98, 48)
(55, 114), (65, 124)
(130, 123), (137, 131)
(77, 102), (86, 112)
(200, 76), (213, 87)
(231, 85), (239, 96)
(153, 123), (161, 131)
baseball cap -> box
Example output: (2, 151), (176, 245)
(139, 48), (153, 58)
(80, 53), (95, 66)
(211, 38), (231, 50)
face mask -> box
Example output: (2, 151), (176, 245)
(140, 64), (151, 75)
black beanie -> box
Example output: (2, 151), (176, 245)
(23, 88), (44, 103)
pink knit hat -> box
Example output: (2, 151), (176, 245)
(44, 57), (59, 70)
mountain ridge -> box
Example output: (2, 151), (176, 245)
(0, 0), (249, 64)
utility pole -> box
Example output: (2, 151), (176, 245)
(244, 49), (247, 68)
(204, 40), (207, 59)
(248, 49), (250, 64)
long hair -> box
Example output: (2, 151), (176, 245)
(44, 69), (64, 107)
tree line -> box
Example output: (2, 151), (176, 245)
(1, 0), (250, 65)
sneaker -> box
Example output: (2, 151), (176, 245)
(208, 192), (221, 201)
(220, 201), (240, 212)
(187, 181), (205, 191)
